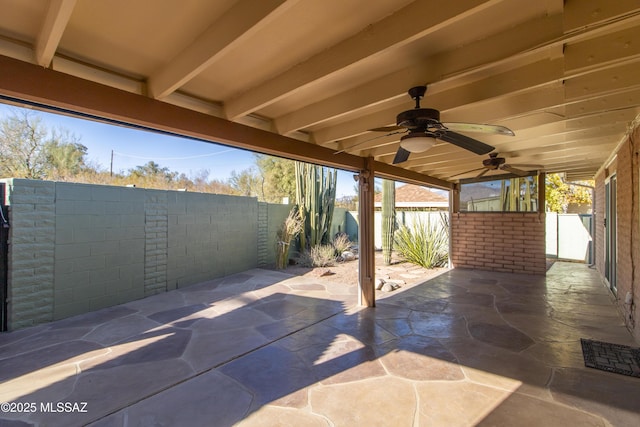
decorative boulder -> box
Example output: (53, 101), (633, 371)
(375, 278), (386, 290)
(341, 251), (356, 261)
(381, 283), (394, 292)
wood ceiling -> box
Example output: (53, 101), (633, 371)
(1, 0), (639, 184)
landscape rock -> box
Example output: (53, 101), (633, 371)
(375, 278), (386, 290)
(318, 269), (334, 277)
(341, 251), (356, 261)
(385, 280), (405, 289)
(381, 283), (394, 292)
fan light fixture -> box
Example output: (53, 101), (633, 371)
(399, 132), (436, 153)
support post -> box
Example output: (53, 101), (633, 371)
(449, 184), (460, 269)
(538, 172), (546, 212)
(357, 157), (375, 307)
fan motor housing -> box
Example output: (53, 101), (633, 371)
(483, 156), (505, 169)
(396, 108), (440, 128)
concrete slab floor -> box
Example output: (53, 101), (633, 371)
(0, 263), (638, 426)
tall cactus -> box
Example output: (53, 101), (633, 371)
(381, 179), (396, 265)
(295, 162), (337, 250)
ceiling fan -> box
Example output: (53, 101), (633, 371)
(366, 86), (515, 164)
(451, 153), (542, 179)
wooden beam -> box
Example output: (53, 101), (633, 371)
(35, 0), (77, 67)
(0, 54), (453, 190)
(374, 161), (452, 190)
(313, 59), (565, 144)
(358, 157), (376, 307)
(0, 54), (362, 170)
(224, 0), (497, 120)
(275, 12), (564, 134)
(563, 0), (640, 33)
(148, 0), (293, 99)
(451, 185), (460, 213)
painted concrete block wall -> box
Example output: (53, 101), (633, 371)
(53, 182), (146, 320)
(2, 180), (298, 330)
(1, 179), (55, 329)
(451, 212), (546, 275)
(331, 207), (348, 239)
(166, 191), (258, 289)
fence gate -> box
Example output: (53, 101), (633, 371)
(545, 212), (593, 263)
(0, 183), (8, 331)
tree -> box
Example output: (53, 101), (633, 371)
(255, 154), (296, 203)
(129, 161), (176, 181)
(0, 110), (87, 179)
(45, 137), (88, 179)
(545, 173), (593, 213)
(229, 168), (263, 198)
(228, 155), (297, 202)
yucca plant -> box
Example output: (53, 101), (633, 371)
(394, 214), (449, 268)
(275, 207), (304, 269)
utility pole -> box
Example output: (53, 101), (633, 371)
(110, 150), (113, 177)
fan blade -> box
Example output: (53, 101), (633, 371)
(369, 125), (404, 132)
(439, 131), (494, 155)
(334, 130), (404, 154)
(392, 147), (411, 164)
(501, 165), (530, 176)
(444, 123), (514, 136)
(450, 167), (487, 178)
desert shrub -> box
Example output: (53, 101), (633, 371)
(332, 233), (352, 254)
(394, 215), (449, 268)
(297, 244), (336, 267)
(275, 208), (304, 269)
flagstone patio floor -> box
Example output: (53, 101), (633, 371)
(0, 262), (638, 426)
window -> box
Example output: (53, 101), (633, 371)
(459, 175), (538, 212)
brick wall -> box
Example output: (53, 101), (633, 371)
(615, 142), (634, 327)
(257, 202), (269, 267)
(594, 172), (605, 275)
(451, 212), (546, 274)
(594, 126), (639, 342)
(144, 190), (168, 296)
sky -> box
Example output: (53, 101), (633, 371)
(0, 104), (359, 197)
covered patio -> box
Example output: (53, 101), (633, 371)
(1, 2), (640, 425)
(1, 262), (637, 426)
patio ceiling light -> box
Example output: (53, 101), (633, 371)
(399, 132), (437, 153)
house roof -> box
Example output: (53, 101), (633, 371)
(374, 184), (448, 208)
(0, 1), (639, 185)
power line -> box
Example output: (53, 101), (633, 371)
(111, 149), (235, 161)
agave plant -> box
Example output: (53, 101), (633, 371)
(394, 214), (449, 269)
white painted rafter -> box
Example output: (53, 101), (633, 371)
(148, 0), (296, 100)
(223, 0), (501, 120)
(35, 0), (77, 67)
